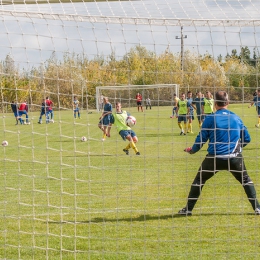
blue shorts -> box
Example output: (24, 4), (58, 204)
(178, 115), (187, 123)
(74, 108), (79, 112)
(99, 115), (111, 126)
(18, 110), (28, 116)
(257, 106), (260, 116)
(119, 130), (136, 141)
(13, 112), (18, 117)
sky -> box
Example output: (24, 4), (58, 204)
(0, 0), (260, 70)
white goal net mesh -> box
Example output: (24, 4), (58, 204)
(1, 0), (260, 259)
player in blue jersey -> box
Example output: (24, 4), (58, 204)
(187, 91), (194, 133)
(248, 88), (260, 127)
(11, 101), (21, 125)
(73, 96), (80, 119)
(192, 91), (204, 128)
(38, 99), (47, 124)
(179, 90), (260, 216)
(98, 96), (112, 141)
(110, 102), (140, 155)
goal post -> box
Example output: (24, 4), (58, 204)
(95, 84), (179, 111)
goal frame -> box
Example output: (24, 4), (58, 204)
(95, 84), (179, 111)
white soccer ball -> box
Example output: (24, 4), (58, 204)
(81, 136), (87, 142)
(126, 116), (137, 127)
(2, 140), (8, 147)
(50, 119), (54, 123)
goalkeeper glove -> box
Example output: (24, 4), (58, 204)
(184, 147), (194, 154)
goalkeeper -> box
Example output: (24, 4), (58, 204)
(110, 102), (140, 156)
(179, 91), (260, 216)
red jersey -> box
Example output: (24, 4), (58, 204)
(136, 94), (142, 102)
(19, 102), (27, 111)
(46, 99), (53, 111)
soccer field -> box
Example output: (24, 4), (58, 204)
(1, 104), (260, 259)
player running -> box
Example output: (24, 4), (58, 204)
(110, 102), (140, 155)
(73, 96), (81, 119)
(248, 88), (260, 127)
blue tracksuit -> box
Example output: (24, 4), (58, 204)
(191, 108), (250, 157)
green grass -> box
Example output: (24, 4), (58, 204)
(1, 104), (260, 259)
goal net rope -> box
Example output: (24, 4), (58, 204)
(1, 0), (260, 259)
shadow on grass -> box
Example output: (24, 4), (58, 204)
(47, 212), (255, 224)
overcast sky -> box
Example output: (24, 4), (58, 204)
(0, 0), (260, 70)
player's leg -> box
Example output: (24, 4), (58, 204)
(256, 107), (260, 127)
(183, 115), (187, 134)
(74, 109), (76, 118)
(78, 109), (80, 119)
(124, 131), (139, 155)
(179, 156), (216, 215)
(178, 116), (184, 135)
(230, 154), (260, 212)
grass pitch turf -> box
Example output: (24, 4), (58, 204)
(0, 104), (260, 259)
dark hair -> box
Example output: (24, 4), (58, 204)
(215, 91), (229, 107)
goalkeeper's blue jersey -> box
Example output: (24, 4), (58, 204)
(192, 108), (251, 157)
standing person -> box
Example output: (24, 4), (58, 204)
(176, 93), (189, 135)
(99, 93), (104, 112)
(38, 99), (47, 124)
(98, 97), (112, 141)
(192, 91), (204, 128)
(248, 88), (260, 127)
(170, 93), (179, 118)
(145, 97), (152, 110)
(11, 101), (20, 125)
(179, 91), (260, 216)
(187, 91), (194, 133)
(202, 91), (214, 117)
(136, 92), (143, 112)
(73, 96), (81, 119)
(45, 96), (54, 123)
(18, 100), (29, 124)
(110, 102), (140, 155)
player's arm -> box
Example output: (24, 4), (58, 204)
(248, 101), (255, 108)
(240, 122), (251, 147)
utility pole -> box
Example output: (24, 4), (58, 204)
(176, 26), (187, 85)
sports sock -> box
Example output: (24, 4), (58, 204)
(178, 122), (183, 130)
(199, 122), (202, 128)
(102, 133), (106, 140)
(184, 123), (187, 133)
(125, 143), (131, 150)
(130, 141), (138, 153)
(190, 124), (193, 132)
(187, 122), (191, 131)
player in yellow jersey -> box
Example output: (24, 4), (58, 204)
(202, 91), (215, 117)
(110, 102), (140, 155)
(176, 93), (190, 135)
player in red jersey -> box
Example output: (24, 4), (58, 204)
(18, 100), (29, 124)
(136, 92), (143, 112)
(45, 96), (54, 123)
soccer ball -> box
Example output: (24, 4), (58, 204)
(50, 119), (54, 123)
(81, 136), (87, 142)
(126, 116), (136, 127)
(2, 140), (8, 147)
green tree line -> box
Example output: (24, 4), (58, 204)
(1, 45), (259, 110)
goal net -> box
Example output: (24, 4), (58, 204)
(1, 0), (260, 259)
(96, 84), (179, 111)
